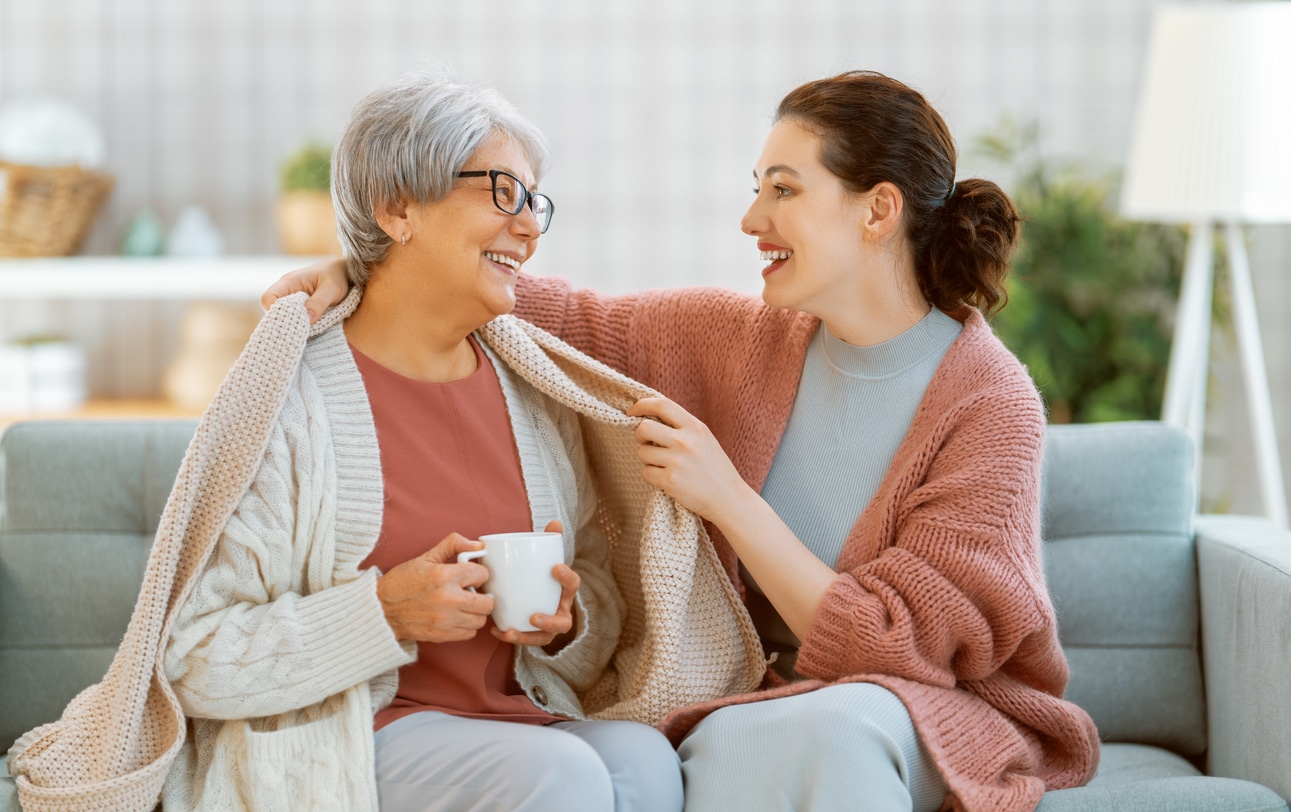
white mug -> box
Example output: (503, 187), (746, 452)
(457, 531), (564, 632)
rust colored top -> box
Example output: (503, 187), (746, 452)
(353, 335), (557, 730)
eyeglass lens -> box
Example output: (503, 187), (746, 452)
(492, 172), (523, 214)
(492, 172), (553, 233)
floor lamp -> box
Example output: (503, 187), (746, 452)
(1121, 2), (1291, 528)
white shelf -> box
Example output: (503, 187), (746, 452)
(0, 255), (328, 300)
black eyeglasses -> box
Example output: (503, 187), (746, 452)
(456, 170), (554, 233)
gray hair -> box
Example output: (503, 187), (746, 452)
(331, 70), (549, 287)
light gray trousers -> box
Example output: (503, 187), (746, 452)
(373, 711), (684, 812)
(678, 683), (949, 812)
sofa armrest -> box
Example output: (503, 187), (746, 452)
(1197, 514), (1291, 801)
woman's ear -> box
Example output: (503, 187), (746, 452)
(862, 181), (904, 241)
(374, 200), (411, 243)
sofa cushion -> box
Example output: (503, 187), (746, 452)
(0, 756), (13, 811)
(0, 420), (196, 752)
(1036, 743), (1288, 811)
(1041, 422), (1205, 754)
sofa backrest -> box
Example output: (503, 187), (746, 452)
(1041, 421), (1203, 754)
(1, 419), (1205, 756)
(0, 420), (197, 752)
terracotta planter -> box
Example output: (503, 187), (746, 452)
(162, 303), (261, 410)
(275, 190), (340, 256)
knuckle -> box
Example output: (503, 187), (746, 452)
(426, 567), (451, 587)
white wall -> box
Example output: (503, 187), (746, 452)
(0, 0), (1286, 516)
(0, 0), (1161, 287)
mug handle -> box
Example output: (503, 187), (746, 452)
(456, 549), (487, 593)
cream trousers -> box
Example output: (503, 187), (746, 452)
(373, 711), (683, 812)
(678, 682), (949, 812)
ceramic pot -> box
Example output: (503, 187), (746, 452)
(162, 303), (260, 410)
(275, 190), (340, 256)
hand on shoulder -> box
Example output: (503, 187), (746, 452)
(261, 257), (351, 324)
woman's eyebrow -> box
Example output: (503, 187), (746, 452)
(500, 166), (537, 187)
(754, 165), (802, 180)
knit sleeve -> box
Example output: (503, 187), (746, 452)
(162, 386), (414, 721)
(512, 273), (643, 375)
(794, 382), (1063, 693)
(513, 273), (791, 429)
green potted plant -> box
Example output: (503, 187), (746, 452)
(275, 142), (340, 256)
(981, 119), (1206, 424)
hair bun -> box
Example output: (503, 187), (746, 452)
(926, 178), (1020, 315)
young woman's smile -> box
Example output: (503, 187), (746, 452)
(758, 241), (794, 277)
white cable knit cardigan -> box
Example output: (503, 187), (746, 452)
(8, 289), (765, 812)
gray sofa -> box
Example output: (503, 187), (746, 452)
(1, 419), (1289, 811)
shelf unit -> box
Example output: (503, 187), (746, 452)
(0, 399), (203, 432)
(0, 255), (322, 300)
(0, 255), (325, 431)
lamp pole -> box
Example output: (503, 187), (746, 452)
(1159, 220), (1287, 528)
(1223, 222), (1288, 527)
(1161, 221), (1213, 451)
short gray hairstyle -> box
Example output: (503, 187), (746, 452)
(331, 70), (550, 287)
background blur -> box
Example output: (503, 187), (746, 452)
(0, 0), (1287, 514)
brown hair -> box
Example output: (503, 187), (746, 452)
(776, 71), (1019, 315)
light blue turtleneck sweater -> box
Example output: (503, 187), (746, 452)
(745, 307), (963, 654)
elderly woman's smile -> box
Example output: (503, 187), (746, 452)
(484, 251), (522, 271)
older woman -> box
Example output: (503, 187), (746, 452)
(162, 73), (690, 812)
(7, 72), (692, 812)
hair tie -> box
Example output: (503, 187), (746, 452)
(944, 181), (957, 205)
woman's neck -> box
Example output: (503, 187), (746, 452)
(815, 256), (932, 348)
(344, 266), (482, 383)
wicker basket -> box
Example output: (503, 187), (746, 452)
(0, 160), (114, 257)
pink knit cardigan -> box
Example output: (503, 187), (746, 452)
(513, 274), (1100, 812)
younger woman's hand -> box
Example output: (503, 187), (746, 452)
(492, 521), (580, 648)
(260, 256), (351, 324)
(626, 397), (755, 525)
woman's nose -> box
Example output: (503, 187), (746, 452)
(511, 202), (541, 239)
(741, 199), (765, 236)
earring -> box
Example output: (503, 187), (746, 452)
(401, 233), (407, 246)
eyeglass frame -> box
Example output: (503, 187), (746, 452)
(455, 170), (554, 233)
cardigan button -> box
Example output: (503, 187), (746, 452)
(533, 686), (549, 706)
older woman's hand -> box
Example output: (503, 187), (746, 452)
(260, 256), (351, 324)
(376, 532), (494, 643)
(491, 521), (581, 649)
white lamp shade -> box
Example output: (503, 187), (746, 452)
(1121, 3), (1291, 224)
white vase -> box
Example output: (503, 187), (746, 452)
(0, 341), (86, 413)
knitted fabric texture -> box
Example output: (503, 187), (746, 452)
(7, 289), (764, 812)
(512, 274), (1101, 812)
(479, 316), (767, 721)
